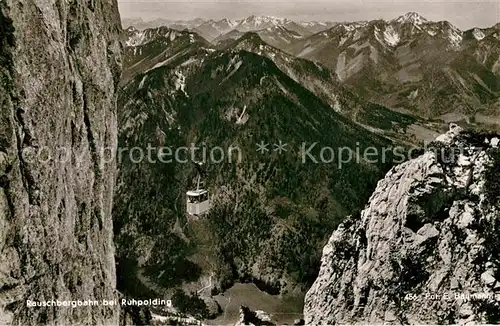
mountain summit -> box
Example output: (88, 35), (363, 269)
(394, 12), (428, 25)
(239, 15), (290, 26)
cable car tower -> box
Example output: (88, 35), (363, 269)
(186, 162), (211, 217)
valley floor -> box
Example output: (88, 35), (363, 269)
(207, 283), (304, 325)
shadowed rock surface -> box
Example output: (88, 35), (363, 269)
(0, 0), (121, 324)
(304, 125), (500, 324)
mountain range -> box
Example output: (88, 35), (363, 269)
(124, 13), (500, 128)
(287, 13), (500, 121)
(122, 15), (336, 40)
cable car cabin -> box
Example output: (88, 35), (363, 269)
(186, 189), (210, 216)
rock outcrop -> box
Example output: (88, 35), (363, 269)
(234, 306), (274, 326)
(304, 125), (500, 324)
(0, 0), (121, 325)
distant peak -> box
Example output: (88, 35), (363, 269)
(403, 12), (426, 19)
(395, 12), (428, 25)
(241, 15), (290, 25)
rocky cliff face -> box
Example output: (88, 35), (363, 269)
(304, 125), (500, 324)
(0, 0), (121, 325)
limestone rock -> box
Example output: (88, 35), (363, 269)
(304, 126), (500, 324)
(0, 0), (122, 324)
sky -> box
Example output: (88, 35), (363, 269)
(118, 0), (499, 30)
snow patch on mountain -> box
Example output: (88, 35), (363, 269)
(258, 25), (303, 46)
(201, 18), (239, 35)
(236, 15), (291, 31)
(383, 25), (400, 46)
(125, 28), (184, 47)
(236, 105), (249, 125)
(331, 94), (342, 113)
(408, 89), (419, 100)
(472, 28), (486, 41)
(394, 12), (428, 26)
(139, 75), (147, 89)
(339, 35), (349, 46)
(231, 60), (243, 73)
(149, 59), (171, 71)
(224, 105), (249, 124)
(221, 18), (239, 29)
(126, 31), (147, 47)
(132, 47), (143, 56)
(174, 71), (187, 94)
(299, 21), (327, 27)
(373, 25), (392, 47)
(447, 27), (463, 48)
(340, 22), (368, 32)
(220, 56), (243, 83)
(353, 29), (363, 41)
